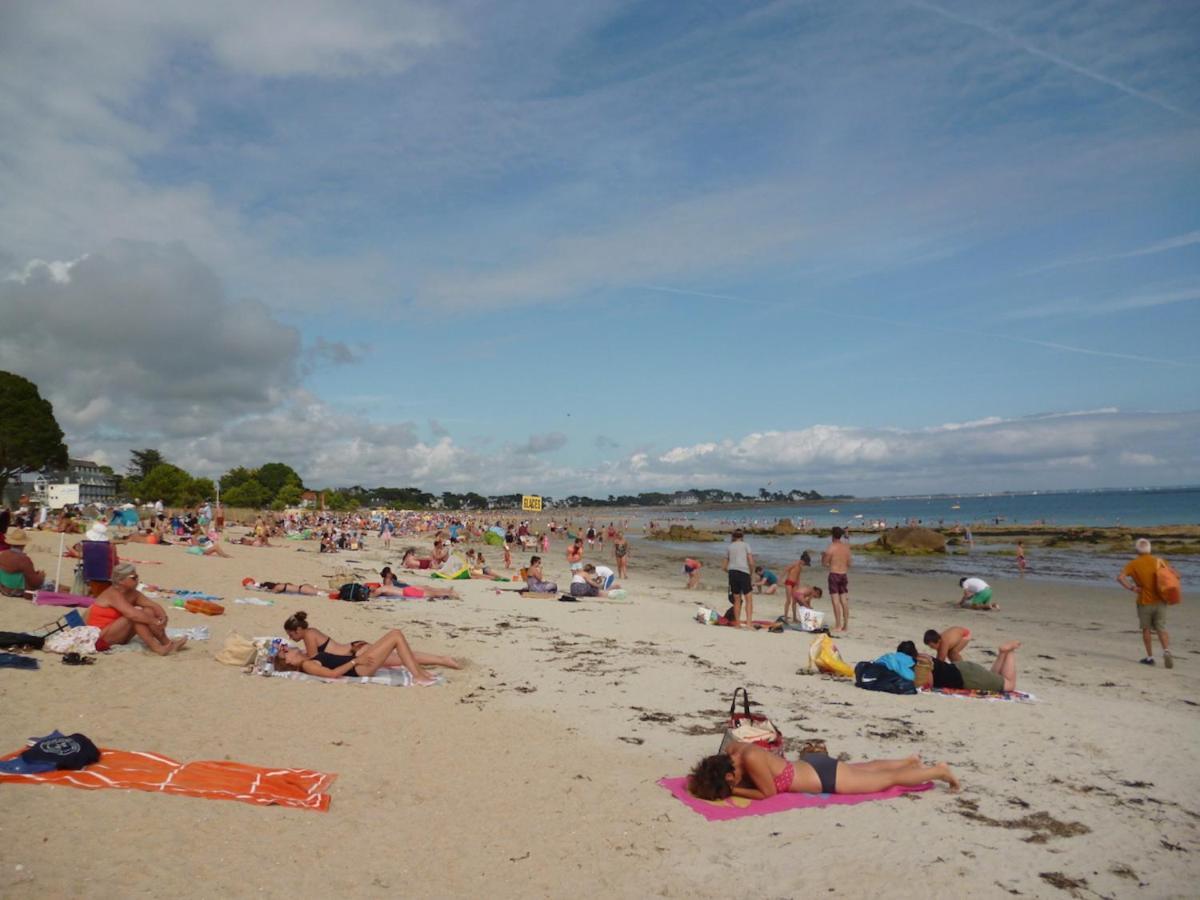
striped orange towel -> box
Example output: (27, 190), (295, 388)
(0, 746), (335, 811)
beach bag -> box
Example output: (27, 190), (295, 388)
(854, 661), (917, 695)
(796, 607), (825, 631)
(184, 599), (224, 616)
(1157, 560), (1182, 605)
(809, 635), (855, 678)
(215, 632), (257, 666)
(719, 687), (783, 755)
(912, 656), (933, 689)
(338, 582), (371, 602)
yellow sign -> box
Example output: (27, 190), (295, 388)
(521, 495), (543, 512)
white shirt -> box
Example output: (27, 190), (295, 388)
(594, 565), (614, 581)
(962, 577), (989, 595)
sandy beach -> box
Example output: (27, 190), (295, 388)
(1, 526), (1197, 899)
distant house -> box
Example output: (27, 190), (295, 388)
(300, 491), (321, 509)
(19, 458), (117, 506)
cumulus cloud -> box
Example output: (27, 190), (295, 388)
(0, 242), (300, 439)
(599, 411), (1200, 494)
(428, 419), (450, 439)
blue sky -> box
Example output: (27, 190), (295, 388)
(1, 0), (1198, 495)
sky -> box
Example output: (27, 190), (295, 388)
(1, 0), (1198, 498)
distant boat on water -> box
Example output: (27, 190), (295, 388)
(950, 503), (961, 510)
(829, 508), (839, 513)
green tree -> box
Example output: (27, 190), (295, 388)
(324, 491), (359, 512)
(137, 464), (196, 506)
(256, 462), (303, 497)
(275, 483), (304, 508)
(0, 371), (68, 498)
(223, 479), (271, 509)
(191, 477), (215, 505)
(128, 448), (166, 480)
(219, 466), (257, 491)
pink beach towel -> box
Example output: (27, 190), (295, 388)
(657, 776), (932, 821)
(34, 591), (94, 608)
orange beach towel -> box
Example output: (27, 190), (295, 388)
(0, 746), (335, 811)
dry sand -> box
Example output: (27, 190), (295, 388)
(1, 528), (1197, 898)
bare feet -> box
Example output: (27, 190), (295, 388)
(168, 636), (188, 653)
(413, 676), (439, 686)
(936, 762), (960, 792)
(998, 640), (1022, 653)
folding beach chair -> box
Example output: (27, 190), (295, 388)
(31, 609), (86, 638)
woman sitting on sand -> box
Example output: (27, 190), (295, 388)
(277, 613), (458, 685)
(284, 610), (461, 672)
(524, 556), (558, 593)
(374, 567), (460, 599)
(688, 740), (959, 801)
(570, 563), (613, 598)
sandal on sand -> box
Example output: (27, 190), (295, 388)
(1139, 657), (1155, 666)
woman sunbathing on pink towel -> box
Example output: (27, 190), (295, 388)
(688, 741), (959, 801)
(283, 611), (461, 673)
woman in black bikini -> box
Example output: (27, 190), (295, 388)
(254, 580), (320, 595)
(283, 611), (461, 674)
(688, 741), (959, 801)
(272, 633), (440, 684)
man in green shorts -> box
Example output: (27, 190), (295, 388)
(1116, 538), (1172, 668)
(958, 576), (997, 610)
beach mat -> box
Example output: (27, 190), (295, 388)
(919, 687), (1038, 703)
(264, 668), (442, 687)
(34, 590), (95, 608)
(657, 776), (932, 821)
(0, 745), (335, 811)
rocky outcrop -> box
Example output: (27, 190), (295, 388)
(867, 526), (947, 554)
(646, 525), (723, 542)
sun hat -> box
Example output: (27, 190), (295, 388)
(85, 522), (109, 542)
(4, 527), (30, 546)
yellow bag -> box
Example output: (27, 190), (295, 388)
(809, 634), (854, 678)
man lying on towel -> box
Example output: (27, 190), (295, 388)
(87, 563), (188, 655)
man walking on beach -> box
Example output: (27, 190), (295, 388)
(1116, 538), (1173, 668)
(723, 530), (754, 628)
(822, 527), (852, 632)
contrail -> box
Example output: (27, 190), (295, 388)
(635, 283), (1199, 368)
(909, 1), (1199, 123)
(1028, 230), (1200, 275)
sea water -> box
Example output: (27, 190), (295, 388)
(698, 487), (1200, 530)
(638, 487), (1200, 588)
